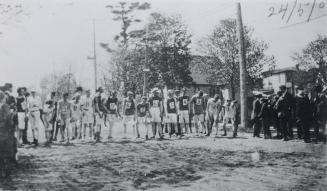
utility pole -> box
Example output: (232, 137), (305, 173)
(143, 24), (150, 96)
(236, 2), (248, 129)
(92, 19), (98, 91)
(67, 63), (72, 95)
(87, 19), (98, 92)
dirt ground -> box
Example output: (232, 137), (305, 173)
(0, 123), (326, 191)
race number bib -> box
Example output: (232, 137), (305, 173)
(182, 99), (188, 106)
(153, 100), (159, 107)
(169, 102), (175, 109)
(21, 102), (27, 110)
(126, 102), (131, 109)
(62, 105), (68, 113)
(196, 98), (202, 105)
(110, 103), (116, 110)
(73, 105), (78, 111)
(85, 102), (90, 108)
(140, 107), (146, 113)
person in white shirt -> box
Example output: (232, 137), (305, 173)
(221, 99), (234, 136)
(28, 89), (42, 146)
(81, 90), (94, 140)
(71, 94), (82, 140)
(206, 94), (222, 136)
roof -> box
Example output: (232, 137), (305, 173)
(262, 67), (297, 77)
(190, 73), (211, 85)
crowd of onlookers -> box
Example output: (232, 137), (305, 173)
(251, 85), (327, 143)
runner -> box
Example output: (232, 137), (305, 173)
(43, 98), (55, 143)
(148, 88), (163, 139)
(205, 94), (222, 136)
(27, 88), (42, 146)
(165, 90), (179, 138)
(93, 87), (107, 142)
(136, 96), (151, 139)
(57, 93), (73, 143)
(178, 88), (191, 134)
(105, 91), (120, 139)
(71, 94), (82, 140)
(222, 99), (233, 136)
(191, 90), (206, 136)
(15, 87), (28, 146)
(81, 90), (94, 141)
(122, 91), (136, 139)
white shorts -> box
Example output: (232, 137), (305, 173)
(223, 116), (234, 123)
(193, 114), (205, 123)
(83, 111), (94, 124)
(71, 119), (81, 127)
(206, 113), (219, 122)
(166, 113), (177, 123)
(123, 115), (135, 124)
(95, 113), (104, 126)
(150, 108), (161, 123)
(17, 112), (26, 130)
(137, 116), (150, 124)
(107, 114), (118, 122)
(29, 111), (40, 130)
(179, 110), (189, 123)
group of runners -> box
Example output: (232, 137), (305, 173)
(9, 86), (240, 146)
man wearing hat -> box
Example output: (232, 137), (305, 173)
(122, 91), (136, 138)
(27, 88), (42, 145)
(148, 88), (163, 139)
(15, 87), (28, 146)
(251, 94), (262, 138)
(136, 95), (151, 139)
(312, 85), (327, 143)
(57, 92), (73, 143)
(295, 86), (311, 142)
(258, 97), (271, 139)
(279, 85), (295, 139)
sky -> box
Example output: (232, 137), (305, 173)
(0, 0), (326, 91)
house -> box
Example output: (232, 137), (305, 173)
(262, 67), (297, 94)
(168, 55), (222, 97)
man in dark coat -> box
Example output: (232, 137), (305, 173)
(279, 85), (295, 139)
(275, 91), (289, 141)
(295, 86), (312, 142)
(259, 97), (271, 139)
(313, 85), (327, 143)
(252, 94), (262, 137)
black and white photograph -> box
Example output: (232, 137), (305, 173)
(0, 0), (326, 190)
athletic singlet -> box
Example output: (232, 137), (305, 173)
(178, 95), (189, 111)
(71, 101), (82, 119)
(106, 97), (118, 114)
(59, 100), (71, 119)
(191, 96), (205, 115)
(124, 98), (135, 116)
(137, 103), (149, 117)
(16, 96), (26, 112)
(166, 98), (177, 114)
(149, 96), (162, 108)
(81, 97), (93, 111)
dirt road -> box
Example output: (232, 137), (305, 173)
(1, 129), (326, 191)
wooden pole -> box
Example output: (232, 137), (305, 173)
(93, 19), (98, 91)
(143, 24), (149, 96)
(236, 2), (248, 128)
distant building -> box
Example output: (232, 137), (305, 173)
(262, 67), (297, 94)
